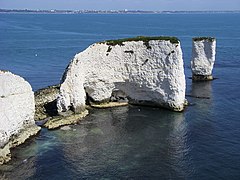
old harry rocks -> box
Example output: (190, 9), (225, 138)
(0, 36), (218, 165)
(191, 37), (216, 81)
(57, 36), (186, 113)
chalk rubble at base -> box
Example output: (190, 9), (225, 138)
(57, 36), (186, 113)
(191, 37), (216, 81)
(0, 70), (41, 164)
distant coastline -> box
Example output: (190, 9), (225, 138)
(0, 9), (240, 14)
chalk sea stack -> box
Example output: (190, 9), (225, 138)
(191, 37), (216, 81)
(57, 36), (186, 113)
(0, 71), (40, 164)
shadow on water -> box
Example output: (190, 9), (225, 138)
(187, 80), (215, 140)
(191, 81), (212, 98)
(187, 81), (213, 113)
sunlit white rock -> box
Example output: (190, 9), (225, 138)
(191, 37), (216, 80)
(57, 37), (186, 112)
(0, 70), (40, 164)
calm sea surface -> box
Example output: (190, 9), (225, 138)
(0, 13), (240, 179)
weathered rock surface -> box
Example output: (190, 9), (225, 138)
(34, 85), (88, 129)
(43, 109), (88, 129)
(191, 37), (216, 81)
(57, 36), (186, 112)
(34, 85), (60, 120)
(0, 71), (40, 164)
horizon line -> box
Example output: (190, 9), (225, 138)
(1, 8), (240, 12)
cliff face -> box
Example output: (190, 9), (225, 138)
(191, 37), (216, 80)
(57, 37), (186, 112)
(0, 71), (40, 164)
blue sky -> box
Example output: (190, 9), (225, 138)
(0, 0), (239, 11)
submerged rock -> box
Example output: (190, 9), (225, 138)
(90, 102), (128, 109)
(57, 36), (186, 113)
(191, 37), (216, 81)
(89, 127), (104, 135)
(43, 109), (88, 130)
(60, 126), (72, 131)
(0, 71), (40, 164)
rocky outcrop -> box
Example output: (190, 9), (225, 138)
(34, 85), (88, 129)
(57, 36), (186, 113)
(43, 110), (88, 129)
(191, 37), (216, 81)
(34, 85), (60, 121)
(0, 71), (40, 164)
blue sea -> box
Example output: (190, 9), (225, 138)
(0, 13), (240, 179)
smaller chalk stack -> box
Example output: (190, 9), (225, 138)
(191, 37), (216, 81)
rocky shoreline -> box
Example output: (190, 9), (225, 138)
(0, 125), (40, 164)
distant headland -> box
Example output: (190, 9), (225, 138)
(0, 9), (240, 14)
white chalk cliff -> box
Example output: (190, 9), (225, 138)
(191, 37), (216, 78)
(57, 37), (186, 112)
(0, 71), (40, 164)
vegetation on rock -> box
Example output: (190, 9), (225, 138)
(100, 36), (180, 48)
(193, 37), (215, 42)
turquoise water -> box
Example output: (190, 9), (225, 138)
(0, 13), (240, 179)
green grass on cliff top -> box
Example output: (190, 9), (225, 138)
(100, 36), (180, 46)
(193, 37), (215, 42)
